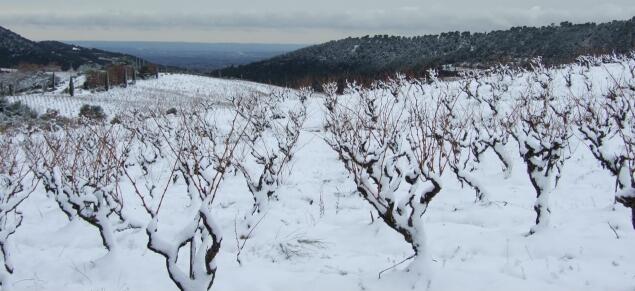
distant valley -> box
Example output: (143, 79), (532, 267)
(68, 41), (307, 72)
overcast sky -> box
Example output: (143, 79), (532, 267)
(1, 0), (635, 44)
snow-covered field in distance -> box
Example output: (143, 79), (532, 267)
(6, 73), (273, 118)
(4, 66), (635, 291)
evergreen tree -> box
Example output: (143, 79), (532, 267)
(50, 72), (56, 91)
(105, 72), (110, 91)
(123, 69), (128, 88)
(69, 76), (74, 97)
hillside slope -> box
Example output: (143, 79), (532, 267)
(0, 26), (142, 70)
(215, 17), (635, 87)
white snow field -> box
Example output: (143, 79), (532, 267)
(2, 58), (635, 291)
(6, 73), (271, 117)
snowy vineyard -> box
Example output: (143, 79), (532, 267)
(0, 54), (634, 291)
(5, 74), (271, 117)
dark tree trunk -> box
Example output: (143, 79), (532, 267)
(616, 194), (635, 231)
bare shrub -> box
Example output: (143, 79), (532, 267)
(573, 55), (635, 229)
(323, 75), (465, 278)
(232, 92), (307, 240)
(0, 133), (38, 288)
(122, 104), (251, 291)
(508, 60), (573, 235)
(34, 124), (138, 256)
(79, 104), (106, 121)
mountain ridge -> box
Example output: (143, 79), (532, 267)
(214, 17), (635, 88)
(0, 26), (145, 70)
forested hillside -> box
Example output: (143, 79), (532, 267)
(0, 26), (142, 70)
(215, 17), (635, 88)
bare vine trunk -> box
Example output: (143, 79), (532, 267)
(452, 167), (488, 202)
(526, 164), (553, 235)
(0, 240), (13, 287)
(493, 142), (513, 179)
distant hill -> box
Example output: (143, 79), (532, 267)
(69, 41), (307, 72)
(214, 17), (635, 88)
(0, 26), (143, 70)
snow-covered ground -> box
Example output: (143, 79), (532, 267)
(6, 74), (272, 117)
(4, 66), (635, 291)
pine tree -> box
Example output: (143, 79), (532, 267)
(51, 72), (56, 91)
(69, 76), (74, 97)
(123, 69), (128, 88)
(105, 72), (110, 91)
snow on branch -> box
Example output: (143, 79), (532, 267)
(131, 103), (253, 291)
(509, 60), (574, 235)
(35, 123), (137, 256)
(324, 74), (465, 280)
(232, 91), (307, 240)
(0, 133), (38, 288)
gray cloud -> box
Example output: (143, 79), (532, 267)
(2, 8), (634, 30)
(1, 1), (634, 42)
